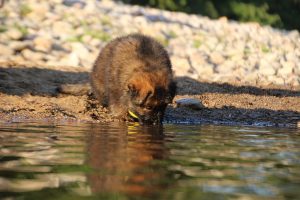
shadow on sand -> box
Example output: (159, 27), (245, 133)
(175, 77), (300, 97)
(0, 67), (89, 96)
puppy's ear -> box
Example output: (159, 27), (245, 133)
(127, 83), (138, 97)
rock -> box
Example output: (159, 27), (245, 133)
(52, 21), (73, 38)
(171, 57), (191, 77)
(259, 60), (276, 76)
(175, 98), (205, 110)
(9, 41), (33, 51)
(0, 43), (14, 56)
(6, 28), (23, 40)
(268, 76), (285, 85)
(0, 0), (299, 86)
(209, 52), (225, 65)
(63, 0), (86, 8)
(33, 36), (53, 52)
(27, 3), (49, 22)
(195, 63), (214, 78)
(216, 60), (235, 74)
(278, 62), (295, 75)
(21, 49), (45, 61)
(71, 42), (90, 61)
(60, 52), (80, 66)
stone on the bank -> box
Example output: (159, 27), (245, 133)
(195, 64), (214, 78)
(0, 0), (299, 87)
(175, 98), (204, 110)
(171, 57), (191, 77)
(60, 52), (80, 66)
(9, 41), (33, 51)
(63, 0), (86, 7)
(71, 42), (89, 60)
(216, 60), (235, 74)
(6, 28), (23, 40)
(21, 49), (45, 61)
(259, 60), (276, 76)
(52, 21), (74, 38)
(209, 52), (225, 65)
(26, 2), (49, 22)
(33, 36), (53, 52)
(278, 61), (295, 75)
(0, 44), (14, 56)
(268, 76), (285, 85)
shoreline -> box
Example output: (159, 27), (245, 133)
(1, 62), (299, 127)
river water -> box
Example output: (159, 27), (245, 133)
(0, 123), (299, 200)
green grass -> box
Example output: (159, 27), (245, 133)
(0, 25), (7, 33)
(84, 29), (111, 42)
(100, 16), (112, 27)
(14, 23), (28, 37)
(193, 39), (202, 48)
(66, 35), (84, 43)
(261, 44), (270, 53)
(20, 4), (32, 17)
(155, 36), (169, 47)
(168, 30), (177, 39)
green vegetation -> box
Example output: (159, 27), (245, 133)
(155, 36), (169, 47)
(100, 16), (113, 27)
(0, 25), (7, 33)
(14, 23), (28, 36)
(20, 4), (32, 17)
(119, 0), (300, 30)
(193, 39), (202, 49)
(261, 44), (270, 53)
(167, 30), (178, 39)
(65, 35), (84, 43)
(84, 29), (111, 42)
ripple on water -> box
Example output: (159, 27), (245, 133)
(0, 123), (299, 199)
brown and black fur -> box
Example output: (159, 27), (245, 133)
(91, 34), (176, 124)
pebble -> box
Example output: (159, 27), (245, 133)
(175, 98), (204, 110)
(6, 28), (23, 40)
(209, 52), (225, 65)
(0, 44), (14, 57)
(33, 36), (53, 52)
(279, 62), (295, 75)
(71, 42), (89, 60)
(171, 57), (191, 77)
(21, 49), (45, 61)
(0, 0), (299, 86)
(60, 52), (80, 66)
(9, 41), (33, 51)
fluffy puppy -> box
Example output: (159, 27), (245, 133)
(91, 34), (176, 124)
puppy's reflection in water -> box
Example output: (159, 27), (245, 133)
(86, 123), (169, 197)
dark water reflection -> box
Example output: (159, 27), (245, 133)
(0, 123), (299, 200)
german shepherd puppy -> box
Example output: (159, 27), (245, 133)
(91, 34), (176, 124)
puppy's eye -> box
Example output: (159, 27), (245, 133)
(145, 106), (152, 110)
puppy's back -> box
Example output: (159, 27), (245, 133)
(91, 34), (175, 118)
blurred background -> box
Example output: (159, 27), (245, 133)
(120, 0), (300, 31)
(0, 0), (299, 86)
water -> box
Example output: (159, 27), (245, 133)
(0, 123), (299, 200)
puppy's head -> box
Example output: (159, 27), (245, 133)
(127, 71), (176, 125)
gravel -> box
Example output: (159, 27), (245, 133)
(0, 0), (299, 86)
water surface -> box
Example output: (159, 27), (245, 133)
(0, 123), (299, 199)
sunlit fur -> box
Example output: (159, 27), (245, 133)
(91, 34), (176, 124)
